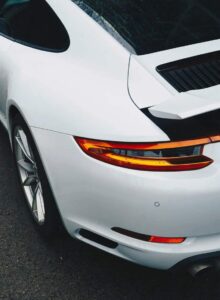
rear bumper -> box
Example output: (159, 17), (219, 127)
(74, 226), (220, 270)
(31, 127), (220, 270)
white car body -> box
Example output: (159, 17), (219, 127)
(1, 0), (220, 270)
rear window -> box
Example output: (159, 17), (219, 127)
(73, 0), (220, 55)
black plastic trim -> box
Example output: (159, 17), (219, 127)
(142, 108), (220, 141)
(0, 32), (70, 53)
(79, 229), (118, 249)
(112, 227), (150, 242)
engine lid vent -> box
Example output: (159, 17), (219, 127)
(157, 51), (220, 92)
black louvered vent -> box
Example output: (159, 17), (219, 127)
(156, 51), (220, 92)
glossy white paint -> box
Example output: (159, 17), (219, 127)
(129, 39), (220, 109)
(149, 85), (220, 119)
(5, 0), (168, 143)
(0, 0), (220, 270)
(31, 126), (220, 270)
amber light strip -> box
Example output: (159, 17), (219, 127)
(103, 153), (212, 171)
(75, 137), (211, 151)
(210, 135), (220, 143)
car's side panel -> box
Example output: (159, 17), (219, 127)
(0, 35), (12, 127)
(4, 0), (168, 142)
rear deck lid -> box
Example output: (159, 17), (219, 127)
(128, 39), (220, 118)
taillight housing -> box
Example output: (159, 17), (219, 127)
(74, 137), (214, 171)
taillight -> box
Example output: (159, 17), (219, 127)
(74, 137), (214, 171)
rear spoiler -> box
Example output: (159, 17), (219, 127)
(149, 85), (220, 120)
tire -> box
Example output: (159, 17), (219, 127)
(11, 113), (63, 238)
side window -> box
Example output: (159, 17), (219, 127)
(0, 0), (70, 51)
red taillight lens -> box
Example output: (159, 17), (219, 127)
(74, 137), (214, 171)
(148, 236), (185, 244)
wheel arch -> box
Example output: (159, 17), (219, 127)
(8, 104), (32, 142)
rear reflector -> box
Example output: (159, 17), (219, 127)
(112, 227), (185, 244)
(148, 236), (185, 244)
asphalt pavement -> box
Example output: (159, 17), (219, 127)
(0, 124), (220, 300)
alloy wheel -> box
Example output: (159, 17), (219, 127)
(14, 126), (45, 224)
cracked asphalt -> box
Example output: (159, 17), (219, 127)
(0, 123), (220, 300)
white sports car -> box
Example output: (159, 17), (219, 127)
(1, 0), (220, 271)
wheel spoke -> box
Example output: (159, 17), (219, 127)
(36, 186), (45, 223)
(32, 183), (45, 222)
(32, 183), (39, 211)
(15, 135), (34, 165)
(22, 174), (38, 186)
(17, 159), (34, 173)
